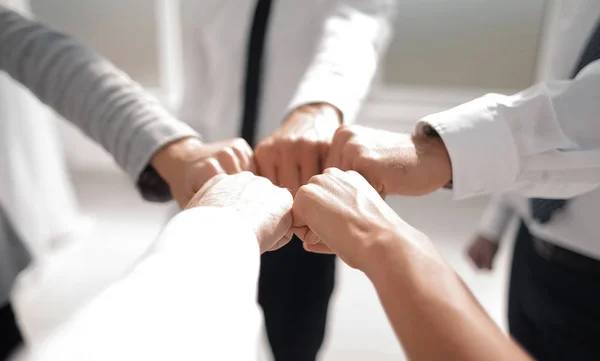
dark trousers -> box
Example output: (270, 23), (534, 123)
(508, 222), (600, 361)
(258, 236), (336, 361)
(0, 303), (22, 360)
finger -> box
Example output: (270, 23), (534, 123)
(474, 254), (484, 269)
(292, 226), (320, 245)
(278, 158), (301, 191)
(292, 184), (320, 228)
(216, 148), (242, 173)
(232, 140), (256, 174)
(267, 228), (294, 252)
(340, 142), (355, 171)
(196, 158), (225, 188)
(326, 126), (350, 169)
(255, 144), (278, 184)
(303, 242), (336, 255)
(299, 144), (322, 186)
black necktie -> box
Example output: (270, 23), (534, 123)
(530, 19), (600, 224)
(240, 0), (274, 146)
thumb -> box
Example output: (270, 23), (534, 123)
(292, 226), (320, 245)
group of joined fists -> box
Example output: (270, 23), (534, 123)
(154, 121), (452, 269)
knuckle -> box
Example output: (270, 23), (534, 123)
(254, 140), (273, 158)
(232, 137), (250, 150)
(307, 173), (327, 185)
(296, 183), (318, 201)
(323, 167), (341, 176)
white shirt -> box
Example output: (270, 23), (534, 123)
(13, 208), (262, 361)
(177, 0), (395, 142)
(419, 0), (600, 200)
(416, 1), (600, 259)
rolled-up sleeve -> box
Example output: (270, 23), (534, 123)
(0, 6), (200, 201)
(287, 0), (396, 124)
(418, 59), (600, 200)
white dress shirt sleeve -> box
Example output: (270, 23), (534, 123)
(286, 0), (396, 123)
(418, 59), (600, 199)
(475, 194), (515, 243)
(16, 207), (262, 361)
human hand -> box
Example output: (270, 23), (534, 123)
(254, 103), (341, 192)
(151, 137), (255, 208)
(326, 125), (451, 197)
(467, 235), (499, 270)
(186, 172), (293, 253)
(292, 168), (433, 272)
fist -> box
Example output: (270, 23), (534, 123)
(152, 137), (256, 208)
(326, 125), (451, 197)
(292, 168), (422, 271)
(186, 172), (293, 253)
(254, 103), (340, 192)
(467, 235), (499, 270)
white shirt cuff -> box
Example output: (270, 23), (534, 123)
(417, 94), (521, 199)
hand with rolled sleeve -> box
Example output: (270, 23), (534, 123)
(326, 125), (452, 197)
(254, 103), (341, 192)
(186, 172), (294, 253)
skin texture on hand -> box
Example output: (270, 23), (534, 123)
(292, 168), (428, 271)
(151, 137), (255, 208)
(467, 235), (499, 270)
(185, 172), (293, 253)
(326, 125), (452, 197)
(254, 103), (341, 192)
(292, 168), (531, 361)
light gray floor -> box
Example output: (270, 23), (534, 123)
(69, 170), (516, 361)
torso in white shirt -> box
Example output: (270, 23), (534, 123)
(498, 0), (600, 259)
(177, 0), (332, 143)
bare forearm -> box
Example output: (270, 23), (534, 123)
(365, 237), (531, 361)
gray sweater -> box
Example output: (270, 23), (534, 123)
(0, 6), (200, 305)
(0, 5), (200, 201)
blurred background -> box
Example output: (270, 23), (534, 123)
(23, 0), (550, 359)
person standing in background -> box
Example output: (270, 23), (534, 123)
(463, 2), (600, 359)
(176, 1), (395, 359)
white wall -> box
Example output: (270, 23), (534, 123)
(384, 0), (546, 90)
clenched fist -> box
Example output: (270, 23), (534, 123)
(292, 168), (432, 272)
(186, 172), (293, 253)
(255, 103), (341, 192)
(326, 125), (451, 197)
(152, 137), (256, 208)
(467, 235), (499, 270)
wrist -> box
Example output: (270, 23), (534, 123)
(292, 102), (342, 125)
(362, 227), (448, 289)
(151, 137), (204, 186)
(412, 128), (453, 190)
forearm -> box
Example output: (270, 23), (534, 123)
(365, 236), (530, 361)
(287, 0), (396, 124)
(0, 6), (198, 200)
(419, 60), (600, 199)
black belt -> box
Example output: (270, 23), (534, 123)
(532, 237), (600, 273)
